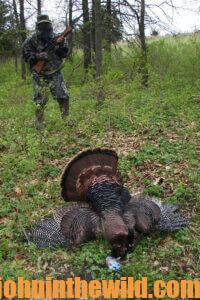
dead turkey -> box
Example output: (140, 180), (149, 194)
(25, 148), (189, 257)
(60, 148), (131, 256)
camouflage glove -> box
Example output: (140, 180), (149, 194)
(36, 52), (49, 61)
(55, 39), (65, 50)
(56, 37), (65, 44)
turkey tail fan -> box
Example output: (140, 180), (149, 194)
(154, 203), (190, 232)
(25, 204), (100, 249)
(61, 148), (121, 202)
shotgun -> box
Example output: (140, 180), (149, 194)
(33, 25), (72, 74)
(33, 14), (83, 74)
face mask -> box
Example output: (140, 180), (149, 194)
(37, 23), (53, 41)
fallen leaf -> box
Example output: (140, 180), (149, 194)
(30, 179), (38, 185)
(154, 260), (159, 267)
(160, 266), (169, 274)
(153, 177), (164, 186)
(15, 253), (24, 260)
(15, 187), (22, 198)
(0, 217), (9, 225)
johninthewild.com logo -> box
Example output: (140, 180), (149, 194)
(0, 276), (200, 299)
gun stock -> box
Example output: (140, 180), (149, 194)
(33, 60), (45, 73)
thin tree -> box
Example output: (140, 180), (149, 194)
(94, 0), (102, 78)
(67, 0), (73, 59)
(19, 0), (26, 80)
(122, 0), (148, 87)
(91, 0), (96, 54)
(13, 0), (20, 28)
(94, 0), (104, 102)
(37, 0), (41, 16)
(105, 0), (112, 53)
(82, 0), (91, 69)
(12, 0), (20, 72)
(138, 0), (148, 87)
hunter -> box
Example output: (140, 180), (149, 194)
(22, 14), (70, 130)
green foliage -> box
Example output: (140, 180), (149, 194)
(0, 0), (16, 55)
(0, 0), (11, 32)
(0, 34), (199, 285)
(73, 4), (123, 49)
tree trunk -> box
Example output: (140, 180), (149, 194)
(139, 0), (148, 87)
(68, 0), (73, 59)
(105, 0), (112, 53)
(19, 0), (26, 80)
(14, 52), (18, 72)
(82, 0), (91, 69)
(37, 0), (42, 16)
(94, 0), (102, 78)
(13, 0), (19, 27)
(12, 0), (20, 73)
(94, 0), (104, 103)
(91, 0), (96, 54)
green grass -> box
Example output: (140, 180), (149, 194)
(0, 35), (200, 297)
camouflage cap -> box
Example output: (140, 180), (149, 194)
(36, 14), (52, 25)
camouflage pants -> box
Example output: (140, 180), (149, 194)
(31, 71), (69, 107)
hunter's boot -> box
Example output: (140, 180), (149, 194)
(59, 99), (69, 119)
(35, 105), (44, 131)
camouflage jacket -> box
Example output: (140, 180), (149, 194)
(22, 33), (69, 75)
